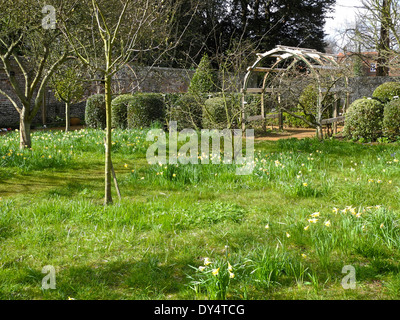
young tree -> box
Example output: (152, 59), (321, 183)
(0, 0), (71, 149)
(50, 63), (85, 132)
(341, 0), (400, 75)
(60, 0), (191, 205)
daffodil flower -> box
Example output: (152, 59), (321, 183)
(310, 212), (320, 218)
(286, 232), (291, 238)
(229, 272), (235, 279)
(324, 220), (331, 227)
(304, 225), (310, 231)
(212, 268), (220, 276)
(204, 258), (212, 266)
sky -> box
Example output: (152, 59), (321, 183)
(325, 0), (365, 38)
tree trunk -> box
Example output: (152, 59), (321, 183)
(65, 102), (71, 132)
(104, 74), (113, 205)
(19, 109), (32, 149)
(377, 0), (391, 76)
(316, 125), (323, 140)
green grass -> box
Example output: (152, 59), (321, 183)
(1, 128), (400, 300)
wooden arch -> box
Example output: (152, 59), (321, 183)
(241, 45), (350, 134)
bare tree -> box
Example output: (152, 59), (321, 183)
(60, 0), (195, 205)
(339, 0), (400, 75)
(0, 0), (72, 149)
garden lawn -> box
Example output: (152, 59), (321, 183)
(1, 128), (400, 300)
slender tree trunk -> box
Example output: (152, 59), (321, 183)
(104, 73), (113, 205)
(19, 108), (32, 149)
(377, 0), (391, 76)
(65, 102), (71, 132)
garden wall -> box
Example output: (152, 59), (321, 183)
(0, 63), (399, 128)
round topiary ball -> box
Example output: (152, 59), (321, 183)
(383, 98), (400, 141)
(343, 98), (384, 142)
(127, 93), (165, 129)
(85, 94), (106, 129)
(202, 95), (240, 130)
(372, 82), (400, 103)
(111, 94), (135, 129)
(168, 93), (204, 131)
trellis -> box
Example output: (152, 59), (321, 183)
(241, 45), (351, 136)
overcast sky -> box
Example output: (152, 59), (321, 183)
(325, 0), (365, 38)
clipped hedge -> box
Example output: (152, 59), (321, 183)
(372, 82), (400, 103)
(85, 94), (106, 129)
(343, 98), (384, 142)
(383, 98), (400, 141)
(167, 93), (204, 130)
(111, 94), (135, 129)
(284, 112), (315, 128)
(202, 95), (241, 129)
(127, 93), (165, 129)
(298, 84), (334, 118)
(188, 54), (218, 94)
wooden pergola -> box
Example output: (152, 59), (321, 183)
(241, 45), (351, 135)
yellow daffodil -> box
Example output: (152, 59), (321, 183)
(380, 223), (384, 229)
(301, 254), (307, 259)
(204, 258), (212, 266)
(324, 220), (331, 227)
(304, 225), (310, 231)
(124, 163), (128, 168)
(308, 218), (319, 224)
(212, 268), (220, 276)
(229, 272), (235, 279)
(286, 232), (291, 238)
(199, 266), (206, 272)
(332, 207), (339, 214)
(265, 224), (270, 230)
(310, 212), (320, 218)
(228, 262), (233, 272)
(303, 183), (308, 187)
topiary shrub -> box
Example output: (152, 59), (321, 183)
(167, 93), (204, 130)
(343, 98), (384, 142)
(85, 94), (106, 129)
(188, 54), (218, 94)
(202, 95), (240, 129)
(383, 98), (400, 141)
(372, 82), (400, 103)
(298, 84), (334, 118)
(127, 93), (165, 129)
(111, 94), (134, 129)
(284, 112), (315, 128)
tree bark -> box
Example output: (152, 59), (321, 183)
(377, 0), (391, 76)
(104, 74), (113, 205)
(65, 102), (71, 132)
(19, 109), (32, 149)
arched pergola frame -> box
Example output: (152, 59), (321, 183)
(241, 45), (350, 138)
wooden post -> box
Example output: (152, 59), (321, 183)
(333, 96), (338, 135)
(42, 88), (47, 126)
(103, 138), (122, 201)
(241, 90), (246, 134)
(278, 93), (283, 131)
